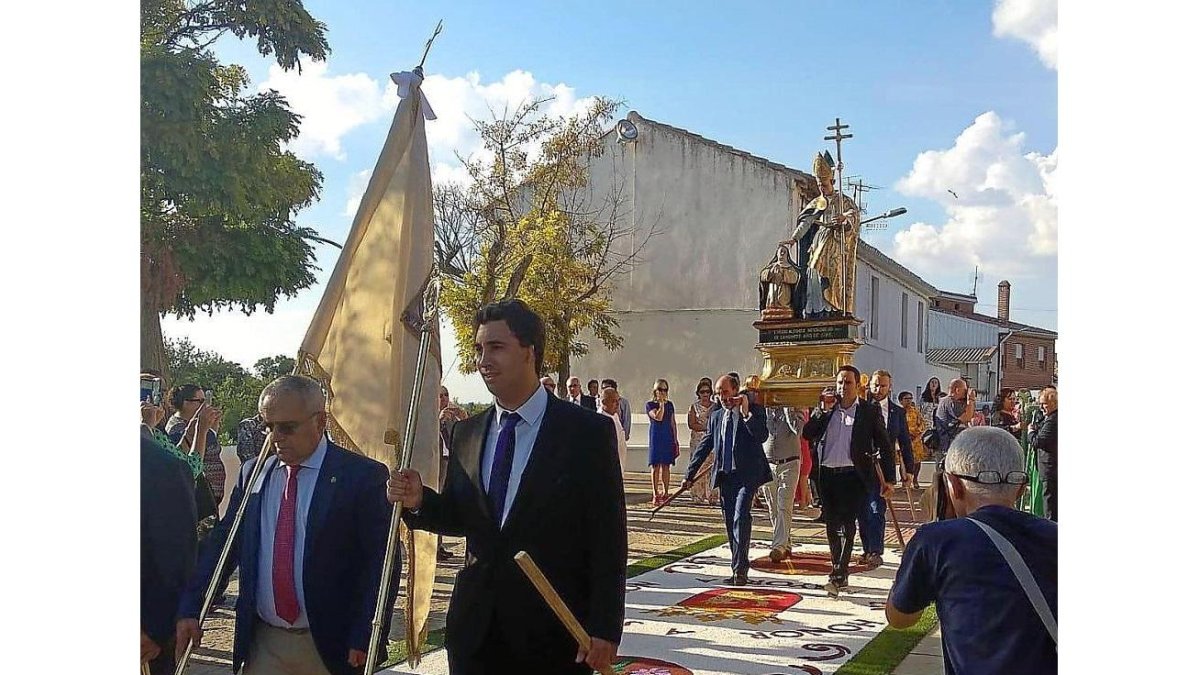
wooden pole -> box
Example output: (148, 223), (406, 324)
(514, 551), (617, 675)
(648, 463), (713, 521)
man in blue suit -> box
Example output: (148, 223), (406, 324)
(175, 375), (396, 675)
(857, 370), (911, 569)
(682, 373), (772, 585)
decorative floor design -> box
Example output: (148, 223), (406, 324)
(385, 538), (902, 674)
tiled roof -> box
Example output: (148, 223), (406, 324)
(857, 241), (939, 298)
(926, 347), (998, 365)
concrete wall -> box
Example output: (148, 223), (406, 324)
(852, 257), (951, 398)
(575, 114), (963, 417)
(596, 114), (803, 312)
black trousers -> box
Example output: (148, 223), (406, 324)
(1038, 452), (1057, 522)
(146, 636), (176, 675)
(447, 618), (591, 675)
(817, 466), (868, 583)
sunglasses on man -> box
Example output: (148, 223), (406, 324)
(263, 411), (321, 436)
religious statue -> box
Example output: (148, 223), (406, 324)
(758, 244), (804, 321)
(791, 151), (861, 318)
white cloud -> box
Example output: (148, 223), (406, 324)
(343, 169), (371, 217)
(420, 69), (596, 176)
(992, 0), (1057, 69)
(258, 58), (393, 160)
(339, 69), (598, 213)
(891, 111), (1057, 280)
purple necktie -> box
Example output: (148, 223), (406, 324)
(272, 465), (301, 624)
(488, 412), (522, 525)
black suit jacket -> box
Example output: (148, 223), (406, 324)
(179, 441), (397, 675)
(802, 398), (897, 487)
(873, 398), (914, 465)
(1032, 409), (1058, 470)
(141, 435), (198, 646)
(402, 393), (628, 664)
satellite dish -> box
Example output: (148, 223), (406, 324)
(616, 119), (638, 141)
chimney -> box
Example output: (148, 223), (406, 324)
(998, 280), (1011, 325)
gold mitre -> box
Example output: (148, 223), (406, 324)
(813, 151), (835, 182)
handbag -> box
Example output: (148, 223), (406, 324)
(967, 518), (1057, 646)
(921, 428), (941, 452)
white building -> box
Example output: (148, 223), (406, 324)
(572, 112), (956, 445)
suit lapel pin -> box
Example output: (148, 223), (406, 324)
(330, 476), (337, 483)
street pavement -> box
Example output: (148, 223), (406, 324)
(180, 468), (933, 674)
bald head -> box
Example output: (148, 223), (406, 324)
(949, 378), (968, 400)
(600, 387), (620, 414)
(715, 375), (740, 409)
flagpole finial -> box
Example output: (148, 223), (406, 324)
(421, 264), (441, 331)
(417, 20), (444, 70)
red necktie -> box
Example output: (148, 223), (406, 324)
(272, 464), (301, 624)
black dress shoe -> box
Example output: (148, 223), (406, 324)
(733, 574), (749, 586)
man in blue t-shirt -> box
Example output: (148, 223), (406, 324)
(886, 426), (1057, 675)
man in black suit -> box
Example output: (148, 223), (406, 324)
(856, 369), (912, 569)
(681, 374), (772, 586)
(175, 375), (396, 675)
(389, 299), (627, 674)
(142, 432), (198, 675)
(1032, 386), (1058, 521)
(565, 375), (597, 411)
(802, 365), (896, 597)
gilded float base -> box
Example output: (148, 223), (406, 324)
(753, 318), (863, 408)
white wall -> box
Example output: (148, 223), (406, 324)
(574, 114), (962, 414)
(595, 115), (804, 312)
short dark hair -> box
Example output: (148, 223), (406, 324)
(999, 387), (1016, 401)
(601, 378), (617, 389)
(587, 379), (599, 388)
(169, 383), (203, 410)
(898, 390), (914, 400)
(837, 364), (861, 381)
(474, 299), (546, 373)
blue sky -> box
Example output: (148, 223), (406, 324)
(165, 0), (1058, 401)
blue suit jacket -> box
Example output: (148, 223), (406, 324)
(178, 440), (397, 675)
(877, 398), (915, 467)
(685, 402), (772, 490)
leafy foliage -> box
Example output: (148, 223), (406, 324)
(438, 96), (659, 384)
(141, 0), (330, 376)
(253, 354), (296, 380)
(165, 338), (297, 444)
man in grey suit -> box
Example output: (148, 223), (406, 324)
(762, 404), (803, 562)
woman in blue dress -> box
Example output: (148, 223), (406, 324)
(646, 378), (679, 505)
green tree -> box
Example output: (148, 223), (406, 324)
(166, 337), (262, 444)
(438, 97), (660, 393)
(141, 0), (331, 382)
(253, 354), (296, 380)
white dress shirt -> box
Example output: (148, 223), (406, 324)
(256, 436), (329, 628)
(821, 400), (858, 468)
(480, 385), (549, 527)
(602, 410), (628, 473)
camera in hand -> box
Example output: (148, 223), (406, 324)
(140, 374), (162, 405)
(932, 460), (958, 521)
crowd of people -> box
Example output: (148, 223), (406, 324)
(141, 298), (1057, 674)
